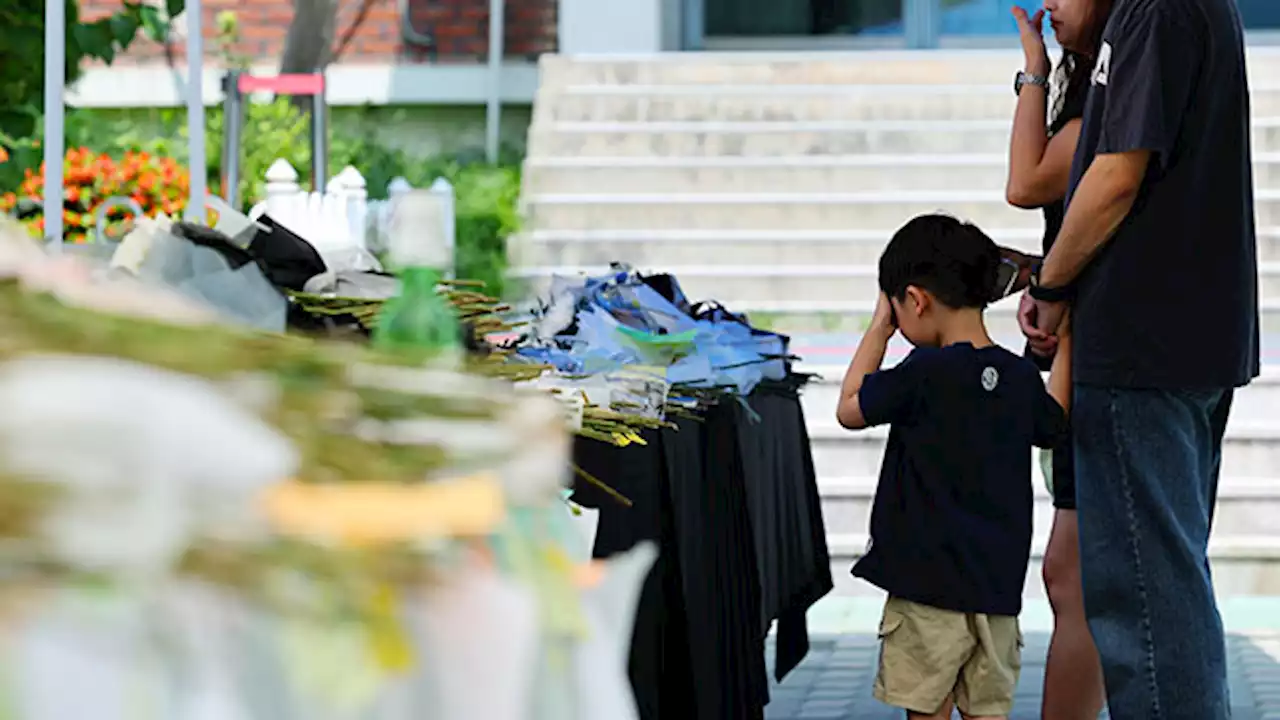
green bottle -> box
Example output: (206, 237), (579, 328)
(372, 190), (461, 359)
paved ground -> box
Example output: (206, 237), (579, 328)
(763, 598), (1280, 719)
(764, 632), (1280, 720)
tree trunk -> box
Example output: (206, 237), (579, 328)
(279, 0), (338, 75)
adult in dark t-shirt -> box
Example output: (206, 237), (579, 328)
(1020, 0), (1259, 716)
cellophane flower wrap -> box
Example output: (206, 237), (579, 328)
(0, 217), (655, 720)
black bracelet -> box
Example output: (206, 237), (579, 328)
(1029, 281), (1073, 303)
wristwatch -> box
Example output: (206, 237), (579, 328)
(1028, 264), (1072, 303)
(1014, 71), (1049, 95)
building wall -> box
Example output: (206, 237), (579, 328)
(79, 0), (559, 66)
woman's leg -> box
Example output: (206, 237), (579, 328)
(1040, 508), (1106, 719)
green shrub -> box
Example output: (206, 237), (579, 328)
(4, 102), (521, 296)
(0, 0), (176, 142)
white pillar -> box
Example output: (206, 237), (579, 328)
(485, 0), (505, 164)
(185, 0), (207, 223)
(43, 0), (66, 249)
(263, 159), (300, 219)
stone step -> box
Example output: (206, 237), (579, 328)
(624, 298), (1280, 336)
(514, 263), (1280, 306)
(526, 120), (1280, 157)
(807, 421), (1280, 486)
(539, 49), (1280, 89)
(514, 227), (1280, 268)
(524, 153), (1280, 194)
(536, 85), (1280, 124)
(540, 51), (1058, 88)
(798, 365), (1280, 428)
(825, 534), (1280, 598)
(522, 190), (1280, 233)
(817, 476), (1280, 539)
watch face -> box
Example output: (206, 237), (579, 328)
(1014, 72), (1023, 95)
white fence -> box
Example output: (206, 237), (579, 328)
(248, 159), (456, 272)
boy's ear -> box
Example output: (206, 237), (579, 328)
(904, 285), (930, 316)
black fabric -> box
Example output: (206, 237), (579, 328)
(667, 407), (768, 719)
(733, 385), (833, 682)
(1066, 0), (1259, 389)
(573, 429), (692, 720)
(248, 215), (328, 291)
(855, 343), (1065, 616)
(170, 222), (258, 270)
(571, 382), (829, 718)
(1051, 424), (1078, 510)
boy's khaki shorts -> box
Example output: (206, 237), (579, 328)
(873, 596), (1023, 717)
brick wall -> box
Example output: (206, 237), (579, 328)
(79, 0), (557, 65)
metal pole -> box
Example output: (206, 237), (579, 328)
(682, 0), (704, 50)
(185, 0), (207, 223)
(221, 71), (243, 209)
(43, 0), (66, 250)
(485, 0), (504, 164)
(311, 76), (328, 193)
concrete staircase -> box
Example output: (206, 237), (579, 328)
(514, 50), (1280, 598)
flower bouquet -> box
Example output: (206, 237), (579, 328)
(0, 217), (655, 720)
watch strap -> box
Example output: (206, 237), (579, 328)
(1029, 271), (1073, 302)
(1015, 71), (1050, 95)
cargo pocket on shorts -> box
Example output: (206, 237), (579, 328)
(874, 603), (909, 703)
(878, 604), (905, 639)
(1010, 625), (1025, 674)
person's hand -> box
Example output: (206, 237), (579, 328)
(1012, 6), (1050, 77)
(1018, 290), (1059, 357)
(870, 292), (897, 338)
(1033, 296), (1068, 339)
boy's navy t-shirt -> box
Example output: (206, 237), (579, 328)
(852, 343), (1065, 617)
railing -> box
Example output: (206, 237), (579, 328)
(249, 159), (456, 270)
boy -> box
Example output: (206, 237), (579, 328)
(835, 214), (1070, 720)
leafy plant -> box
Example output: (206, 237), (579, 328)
(0, 0), (183, 141)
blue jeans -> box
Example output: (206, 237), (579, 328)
(1073, 385), (1234, 720)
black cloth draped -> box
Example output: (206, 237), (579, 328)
(571, 380), (832, 719)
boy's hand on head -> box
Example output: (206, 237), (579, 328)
(870, 292), (897, 337)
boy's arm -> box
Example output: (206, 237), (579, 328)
(836, 324), (894, 430)
(1033, 314), (1071, 450)
(998, 246), (1042, 297)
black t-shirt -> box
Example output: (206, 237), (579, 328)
(852, 343), (1065, 616)
(1065, 0), (1260, 388)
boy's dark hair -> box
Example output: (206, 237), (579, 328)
(878, 214), (1001, 309)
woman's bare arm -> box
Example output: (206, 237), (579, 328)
(1007, 100), (1083, 210)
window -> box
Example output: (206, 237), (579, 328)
(936, 0), (1039, 36)
(1238, 0), (1280, 30)
(704, 0), (905, 36)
